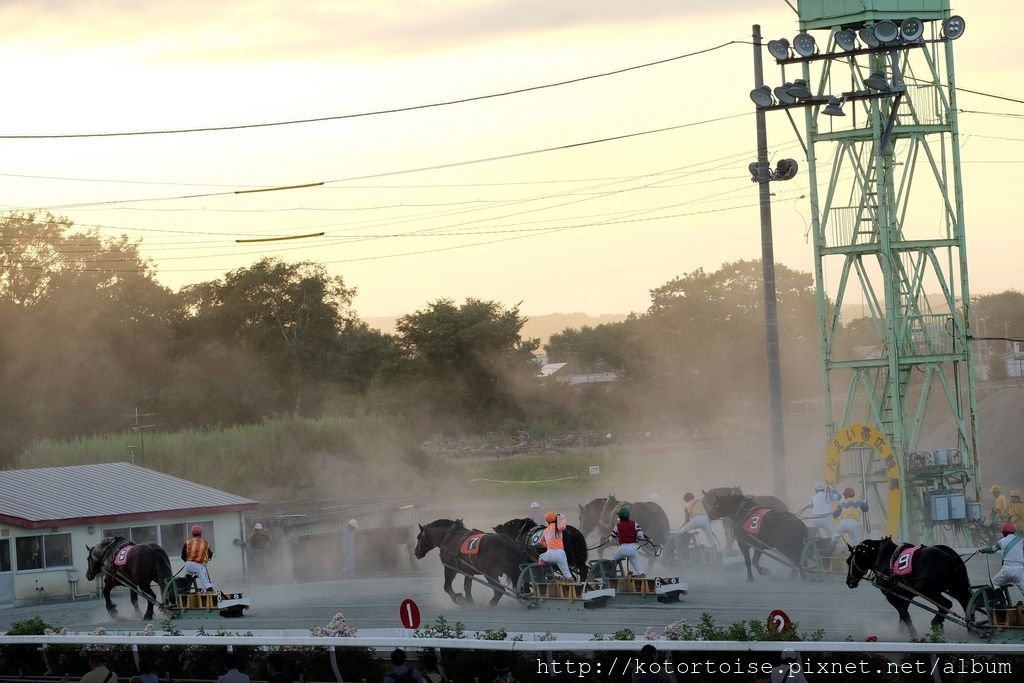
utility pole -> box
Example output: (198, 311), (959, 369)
(753, 24), (788, 502)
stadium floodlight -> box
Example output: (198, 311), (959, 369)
(786, 79), (813, 100)
(835, 29), (858, 52)
(750, 85), (775, 108)
(768, 38), (791, 61)
(823, 97), (845, 117)
(900, 17), (924, 42)
(873, 21), (900, 44)
(943, 15), (966, 40)
(859, 28), (880, 48)
(793, 33), (818, 57)
(864, 72), (891, 91)
(774, 84), (797, 104)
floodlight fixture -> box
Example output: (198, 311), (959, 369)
(750, 85), (775, 108)
(864, 71), (891, 92)
(943, 15), (966, 40)
(773, 158), (799, 181)
(793, 33), (818, 57)
(749, 162), (760, 183)
(786, 79), (813, 100)
(873, 20), (899, 44)
(823, 97), (845, 117)
(774, 84), (797, 104)
(859, 28), (880, 48)
(767, 38), (791, 61)
(835, 29), (858, 52)
(899, 17), (924, 42)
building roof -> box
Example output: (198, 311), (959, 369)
(0, 462), (257, 529)
(537, 362), (567, 377)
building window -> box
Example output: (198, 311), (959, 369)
(1, 539), (12, 573)
(131, 526), (158, 545)
(160, 524), (186, 555)
(103, 522), (215, 557)
(15, 534), (72, 571)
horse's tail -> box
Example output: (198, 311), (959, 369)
(567, 529), (589, 582)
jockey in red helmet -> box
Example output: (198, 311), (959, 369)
(831, 487), (868, 549)
(181, 524), (214, 593)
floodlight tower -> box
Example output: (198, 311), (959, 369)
(754, 1), (978, 542)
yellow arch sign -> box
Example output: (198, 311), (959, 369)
(824, 423), (901, 538)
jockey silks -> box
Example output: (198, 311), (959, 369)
(611, 519), (644, 544)
(183, 537), (211, 564)
(540, 517), (567, 550)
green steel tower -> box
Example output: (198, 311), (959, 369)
(757, 2), (978, 542)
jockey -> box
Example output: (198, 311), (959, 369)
(806, 482), (838, 537)
(181, 524), (214, 592)
(831, 488), (868, 548)
(609, 507), (646, 577)
(679, 492), (720, 548)
(980, 522), (1024, 595)
(1010, 491), (1024, 529)
(991, 485), (1010, 524)
(537, 511), (572, 581)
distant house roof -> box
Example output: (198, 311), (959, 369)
(0, 462), (257, 529)
(538, 362), (568, 378)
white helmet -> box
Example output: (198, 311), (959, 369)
(254, 523), (264, 531)
(348, 519), (358, 528)
(530, 501), (540, 509)
(782, 647), (798, 661)
(814, 481), (826, 492)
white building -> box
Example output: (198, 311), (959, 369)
(0, 462), (256, 607)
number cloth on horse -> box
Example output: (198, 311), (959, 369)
(890, 544), (921, 577)
(113, 544), (135, 567)
(459, 533), (485, 556)
(741, 507), (773, 535)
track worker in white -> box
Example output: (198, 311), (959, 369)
(980, 522), (1024, 595)
(538, 511), (572, 580)
(609, 506), (645, 577)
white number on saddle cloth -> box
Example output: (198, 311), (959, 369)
(114, 546), (133, 567)
(749, 516), (761, 529)
(897, 553), (910, 571)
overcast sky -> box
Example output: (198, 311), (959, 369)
(1, 1), (1019, 316)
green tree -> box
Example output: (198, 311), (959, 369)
(379, 298), (539, 426)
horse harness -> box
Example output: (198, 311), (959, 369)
(441, 526), (486, 575)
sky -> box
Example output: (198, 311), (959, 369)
(1, 0), (1021, 318)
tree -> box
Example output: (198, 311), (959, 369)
(380, 298), (539, 425)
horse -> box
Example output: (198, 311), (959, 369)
(85, 536), (174, 620)
(414, 519), (528, 607)
(721, 493), (789, 550)
(845, 537), (973, 637)
(578, 496), (670, 569)
(492, 518), (589, 582)
(701, 487), (808, 582)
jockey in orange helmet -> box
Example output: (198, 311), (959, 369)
(537, 511), (572, 580)
(181, 524), (214, 592)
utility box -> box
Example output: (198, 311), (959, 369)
(968, 501), (982, 520)
(929, 493), (950, 522)
(948, 492), (967, 520)
(798, 0), (949, 31)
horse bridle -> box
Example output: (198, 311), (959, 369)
(849, 544), (878, 583)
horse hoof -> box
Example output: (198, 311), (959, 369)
(757, 567), (770, 575)
(746, 576), (755, 583)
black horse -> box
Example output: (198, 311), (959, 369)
(721, 493), (789, 550)
(414, 519), (527, 607)
(845, 537), (973, 637)
(578, 496), (670, 563)
(702, 487), (808, 582)
(85, 536), (174, 620)
(493, 518), (589, 582)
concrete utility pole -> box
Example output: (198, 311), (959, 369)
(752, 24), (788, 502)
(130, 406), (157, 466)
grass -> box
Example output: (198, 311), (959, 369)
(461, 449), (621, 497)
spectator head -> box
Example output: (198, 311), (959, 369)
(421, 653), (439, 671)
(267, 653), (285, 675)
(224, 652), (239, 671)
(138, 658), (153, 674)
(639, 644), (658, 663)
(782, 648), (797, 661)
(130, 677), (143, 683)
(88, 652), (106, 667)
(390, 648), (406, 666)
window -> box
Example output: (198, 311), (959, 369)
(131, 526), (158, 545)
(160, 524), (186, 555)
(0, 539), (11, 573)
(104, 527), (129, 540)
(101, 522), (215, 557)
(15, 534), (72, 571)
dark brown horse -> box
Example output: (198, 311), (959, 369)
(414, 519), (527, 607)
(721, 492), (789, 550)
(702, 487), (808, 582)
(493, 518), (589, 581)
(578, 496), (670, 562)
(845, 537), (973, 638)
(85, 536), (174, 620)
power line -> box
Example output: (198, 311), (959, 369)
(0, 42), (742, 140)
